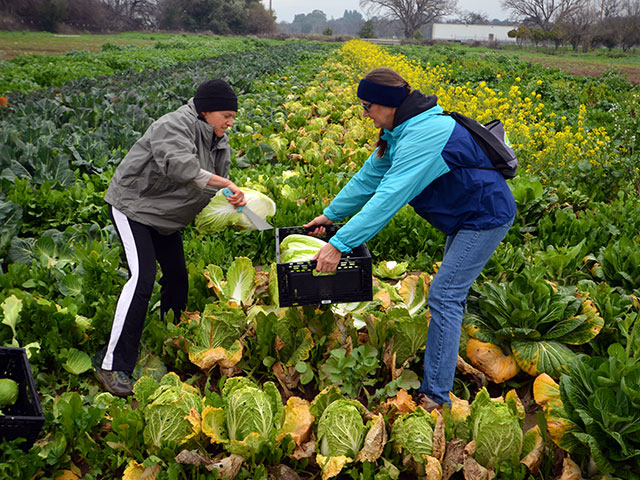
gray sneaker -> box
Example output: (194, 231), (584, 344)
(93, 352), (133, 397)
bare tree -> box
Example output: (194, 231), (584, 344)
(360, 0), (457, 38)
(457, 11), (490, 24)
(101, 0), (157, 29)
(598, 0), (626, 19)
(557, 2), (598, 51)
(500, 0), (584, 30)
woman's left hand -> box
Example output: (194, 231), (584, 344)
(312, 243), (342, 273)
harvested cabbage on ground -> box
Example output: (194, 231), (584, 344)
(195, 188), (276, 233)
(373, 260), (408, 279)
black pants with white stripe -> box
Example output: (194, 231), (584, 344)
(102, 205), (188, 373)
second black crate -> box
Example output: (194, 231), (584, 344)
(0, 346), (45, 450)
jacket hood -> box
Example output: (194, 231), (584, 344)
(392, 90), (438, 129)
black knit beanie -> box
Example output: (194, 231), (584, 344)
(193, 79), (238, 113)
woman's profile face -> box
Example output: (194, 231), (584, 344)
(361, 101), (396, 130)
(202, 110), (236, 137)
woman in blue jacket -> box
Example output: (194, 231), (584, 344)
(304, 67), (516, 409)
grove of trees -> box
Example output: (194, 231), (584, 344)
(0, 0), (277, 34)
(505, 0), (640, 51)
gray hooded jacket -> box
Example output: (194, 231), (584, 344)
(105, 99), (231, 234)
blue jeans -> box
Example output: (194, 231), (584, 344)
(419, 219), (513, 405)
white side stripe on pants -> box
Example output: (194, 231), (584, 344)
(102, 207), (140, 370)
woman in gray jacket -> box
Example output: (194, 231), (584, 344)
(94, 79), (245, 396)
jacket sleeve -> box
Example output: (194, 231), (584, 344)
(323, 148), (390, 221)
(328, 119), (454, 253)
(147, 114), (201, 184)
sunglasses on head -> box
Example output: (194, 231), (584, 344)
(361, 102), (373, 112)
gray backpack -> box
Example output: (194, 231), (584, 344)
(444, 111), (518, 179)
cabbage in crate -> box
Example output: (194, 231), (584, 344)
(195, 188), (276, 233)
(279, 234), (328, 263)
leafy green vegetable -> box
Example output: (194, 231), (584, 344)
(195, 188), (276, 233)
(464, 267), (604, 378)
(318, 344), (379, 399)
(185, 304), (246, 371)
(204, 257), (257, 306)
(390, 407), (435, 464)
(0, 378), (19, 407)
(317, 399), (367, 459)
(279, 234), (328, 263)
(62, 348), (92, 375)
(373, 260), (408, 279)
(132, 372), (203, 452)
(552, 341), (640, 478)
(201, 376), (284, 458)
(469, 388), (524, 468)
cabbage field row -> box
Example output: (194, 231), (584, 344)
(0, 36), (639, 480)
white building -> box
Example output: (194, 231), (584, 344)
(431, 23), (518, 43)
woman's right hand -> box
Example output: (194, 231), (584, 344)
(303, 214), (333, 236)
(223, 182), (246, 208)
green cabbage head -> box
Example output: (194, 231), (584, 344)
(0, 378), (19, 407)
(373, 260), (408, 279)
(469, 387), (524, 468)
(279, 234), (328, 263)
(195, 188), (276, 233)
(133, 372), (203, 452)
(202, 377), (284, 457)
(390, 407), (435, 464)
(317, 399), (367, 458)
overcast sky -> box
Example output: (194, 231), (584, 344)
(262, 0), (511, 23)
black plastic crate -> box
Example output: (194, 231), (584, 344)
(276, 225), (373, 307)
(0, 346), (45, 449)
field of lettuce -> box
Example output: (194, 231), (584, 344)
(1, 34), (639, 480)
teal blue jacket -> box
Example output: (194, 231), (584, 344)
(324, 92), (516, 253)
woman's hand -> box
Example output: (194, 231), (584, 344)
(303, 214), (333, 237)
(312, 243), (342, 273)
(207, 174), (246, 208)
(223, 183), (245, 208)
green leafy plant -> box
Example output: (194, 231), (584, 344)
(132, 372), (203, 453)
(319, 343), (379, 399)
(589, 236), (640, 293)
(538, 333), (640, 479)
(313, 395), (386, 479)
(201, 376), (284, 459)
(464, 267), (604, 380)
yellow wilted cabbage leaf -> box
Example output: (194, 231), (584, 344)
(466, 338), (520, 383)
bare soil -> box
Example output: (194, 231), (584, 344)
(516, 54), (640, 84)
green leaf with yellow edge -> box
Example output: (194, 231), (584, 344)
(201, 406), (228, 444)
(555, 295), (604, 345)
(186, 304), (246, 371)
(511, 339), (575, 378)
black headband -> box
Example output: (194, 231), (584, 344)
(357, 78), (407, 107)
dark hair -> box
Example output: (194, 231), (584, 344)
(362, 68), (411, 157)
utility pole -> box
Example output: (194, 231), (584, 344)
(269, 0), (272, 15)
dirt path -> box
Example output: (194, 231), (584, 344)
(517, 55), (640, 84)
